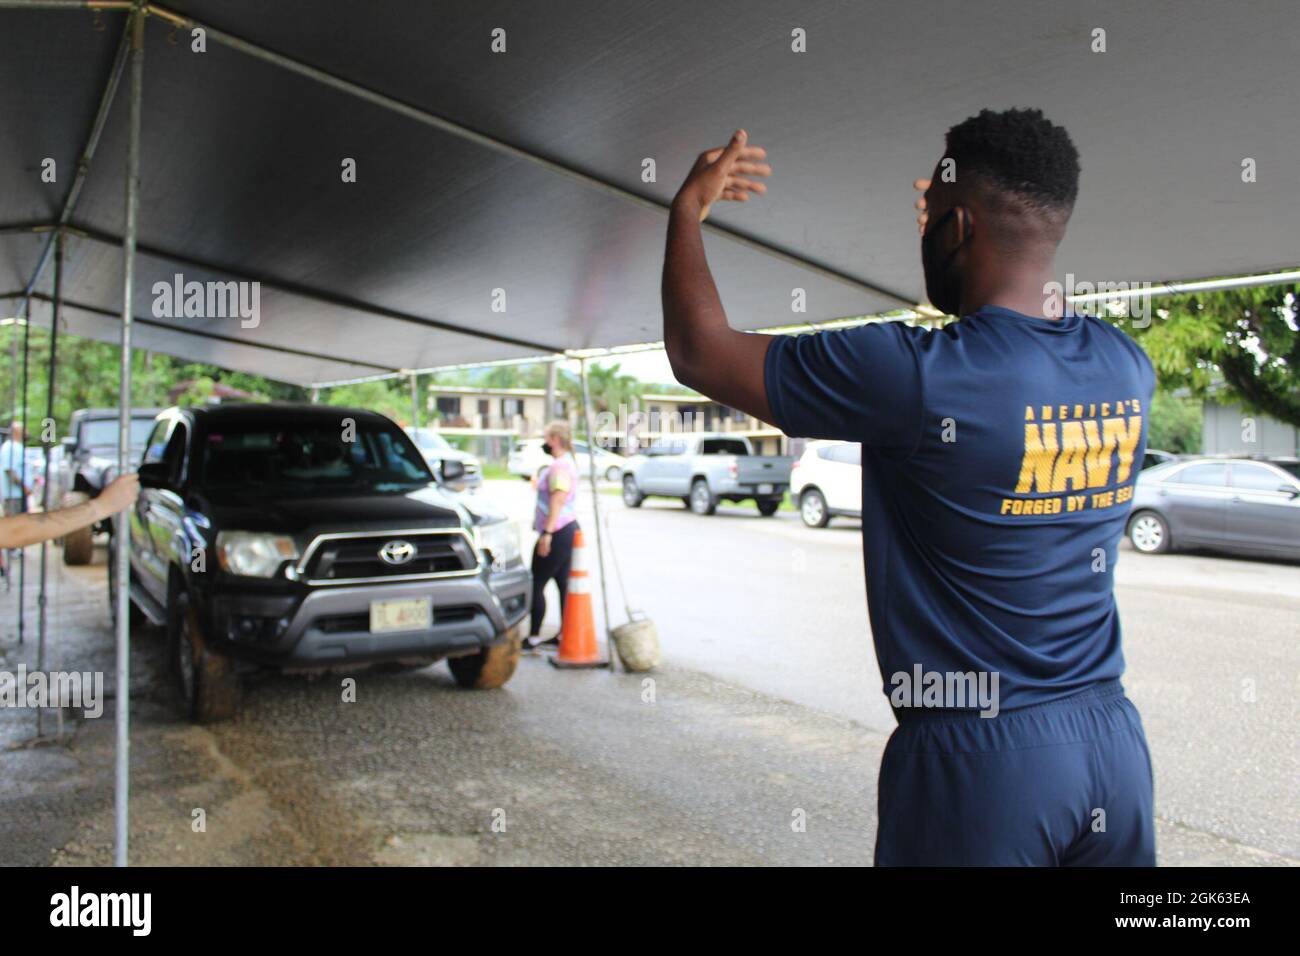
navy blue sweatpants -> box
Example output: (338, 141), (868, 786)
(874, 679), (1155, 866)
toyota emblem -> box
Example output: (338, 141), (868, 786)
(378, 539), (417, 566)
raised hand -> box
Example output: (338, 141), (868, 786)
(97, 473), (140, 516)
(673, 129), (771, 222)
(914, 178), (931, 235)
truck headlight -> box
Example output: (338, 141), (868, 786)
(216, 531), (299, 578)
(476, 520), (521, 570)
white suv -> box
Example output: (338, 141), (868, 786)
(790, 441), (861, 527)
(508, 438), (625, 482)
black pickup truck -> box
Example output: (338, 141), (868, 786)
(112, 403), (530, 721)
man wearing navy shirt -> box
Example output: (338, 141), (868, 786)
(663, 108), (1156, 865)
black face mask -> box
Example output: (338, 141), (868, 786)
(542, 442), (553, 456)
(921, 207), (967, 317)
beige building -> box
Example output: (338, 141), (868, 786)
(426, 385), (564, 439)
(426, 385), (791, 459)
(622, 393), (788, 456)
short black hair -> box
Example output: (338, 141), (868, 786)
(944, 108), (1079, 212)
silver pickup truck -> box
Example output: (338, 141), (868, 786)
(621, 434), (793, 516)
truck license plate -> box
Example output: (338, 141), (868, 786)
(757, 483), (774, 495)
(370, 597), (432, 634)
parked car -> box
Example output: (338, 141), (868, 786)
(790, 440), (862, 527)
(508, 437), (626, 482)
(405, 427), (483, 490)
(112, 404), (530, 722)
(1127, 455), (1300, 560)
(621, 433), (792, 516)
(51, 407), (161, 564)
(1142, 448), (1178, 471)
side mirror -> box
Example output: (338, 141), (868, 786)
(60, 436), (76, 451)
(439, 459), (466, 483)
(137, 461), (171, 489)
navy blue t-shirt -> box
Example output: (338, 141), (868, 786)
(764, 306), (1155, 711)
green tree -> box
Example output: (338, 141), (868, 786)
(580, 362), (639, 415)
(1119, 284), (1299, 427)
(322, 379), (410, 423)
(1146, 390), (1202, 454)
(1, 328), (305, 441)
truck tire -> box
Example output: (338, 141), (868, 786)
(689, 479), (717, 516)
(173, 592), (239, 723)
(449, 626), (521, 689)
(622, 475), (645, 508)
(756, 498), (781, 517)
(61, 492), (94, 565)
(799, 488), (831, 528)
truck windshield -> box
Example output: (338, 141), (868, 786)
(198, 421), (433, 494)
(80, 419), (156, 449)
(407, 428), (451, 452)
(700, 439), (749, 456)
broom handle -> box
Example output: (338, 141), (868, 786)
(603, 510), (636, 620)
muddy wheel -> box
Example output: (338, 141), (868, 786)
(61, 492), (94, 565)
(173, 592), (239, 722)
(449, 626), (521, 689)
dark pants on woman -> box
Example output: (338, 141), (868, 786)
(529, 521), (577, 637)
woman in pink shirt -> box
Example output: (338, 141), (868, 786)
(525, 421), (580, 650)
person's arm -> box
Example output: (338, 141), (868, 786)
(663, 129), (773, 421)
(535, 488), (566, 558)
(0, 473), (138, 550)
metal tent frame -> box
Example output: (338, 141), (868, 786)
(4, 0), (1299, 869)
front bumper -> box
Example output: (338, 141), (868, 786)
(208, 566), (530, 668)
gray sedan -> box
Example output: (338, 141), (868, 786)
(1127, 457), (1300, 560)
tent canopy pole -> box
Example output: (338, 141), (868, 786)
(578, 358), (616, 670)
(114, 4), (144, 869)
(36, 231), (63, 738)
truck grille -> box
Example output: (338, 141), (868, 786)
(300, 530), (479, 583)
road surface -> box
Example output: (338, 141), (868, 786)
(0, 478), (1294, 865)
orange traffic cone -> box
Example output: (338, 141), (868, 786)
(550, 527), (608, 669)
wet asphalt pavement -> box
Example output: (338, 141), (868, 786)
(1, 478), (1296, 866)
(1, 557), (880, 866)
